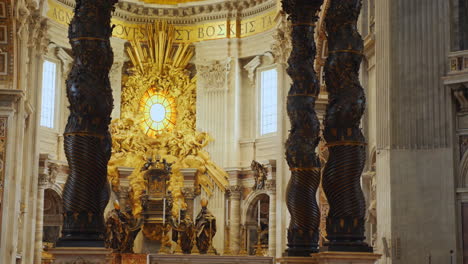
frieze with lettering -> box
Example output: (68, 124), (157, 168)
(47, 0), (276, 43)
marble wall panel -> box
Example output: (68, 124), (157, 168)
(0, 0), (12, 83)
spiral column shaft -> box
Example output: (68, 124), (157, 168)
(56, 0), (118, 247)
(281, 0), (324, 256)
(322, 0), (372, 252)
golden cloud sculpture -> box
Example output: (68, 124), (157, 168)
(109, 21), (229, 223)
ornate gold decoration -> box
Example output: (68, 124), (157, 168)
(109, 21), (229, 221)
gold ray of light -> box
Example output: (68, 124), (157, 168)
(109, 22), (229, 237)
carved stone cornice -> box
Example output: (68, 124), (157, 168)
(0, 89), (24, 111)
(244, 56), (261, 85)
(56, 47), (73, 78)
(54, 0), (276, 25)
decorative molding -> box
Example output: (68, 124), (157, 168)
(0, 89), (24, 110)
(197, 59), (231, 93)
(0, 0), (14, 82)
(56, 47), (73, 78)
(265, 180), (275, 193)
(270, 12), (291, 65)
(228, 185), (242, 200)
(182, 187), (197, 199)
(243, 56), (261, 85)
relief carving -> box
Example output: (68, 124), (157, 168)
(271, 13), (292, 65)
(197, 59), (231, 93)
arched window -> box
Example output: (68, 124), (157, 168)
(40, 60), (58, 129)
(259, 68), (278, 136)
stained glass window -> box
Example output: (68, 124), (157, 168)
(139, 88), (177, 137)
(260, 68), (278, 135)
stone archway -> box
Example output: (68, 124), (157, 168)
(459, 151), (468, 187)
(243, 192), (270, 255)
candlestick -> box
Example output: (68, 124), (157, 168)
(225, 199), (229, 225)
(257, 200), (261, 228)
(178, 208), (181, 224)
(163, 198), (166, 225)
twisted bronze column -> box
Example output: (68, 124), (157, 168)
(282, 0), (324, 256)
(322, 0), (372, 252)
(56, 0), (118, 247)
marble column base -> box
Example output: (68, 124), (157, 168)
(279, 252), (381, 264)
(49, 247), (112, 264)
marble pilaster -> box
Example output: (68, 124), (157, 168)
(110, 37), (127, 119)
(0, 89), (25, 264)
(34, 154), (51, 264)
(266, 180), (276, 257)
(229, 185), (242, 254)
(373, 0), (456, 263)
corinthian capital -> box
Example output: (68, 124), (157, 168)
(228, 185), (242, 200)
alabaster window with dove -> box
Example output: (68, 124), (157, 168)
(139, 88), (177, 137)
